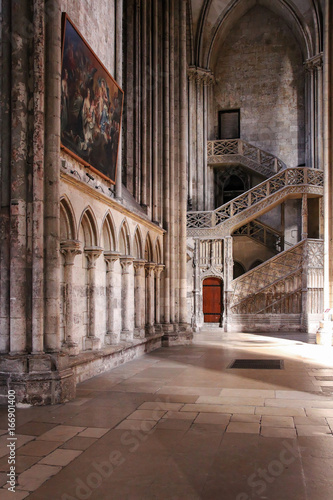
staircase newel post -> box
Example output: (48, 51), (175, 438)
(304, 168), (308, 186)
(238, 140), (243, 156)
(274, 158), (278, 172)
(224, 236), (233, 332)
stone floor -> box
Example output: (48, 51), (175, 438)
(1, 330), (333, 499)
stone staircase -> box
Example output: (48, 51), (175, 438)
(207, 139), (286, 178)
(187, 167), (324, 238)
(232, 219), (284, 253)
(227, 239), (324, 333)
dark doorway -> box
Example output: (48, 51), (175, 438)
(219, 109), (240, 140)
(203, 277), (223, 324)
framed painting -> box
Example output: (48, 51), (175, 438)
(61, 14), (124, 184)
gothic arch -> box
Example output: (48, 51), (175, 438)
(118, 219), (131, 255)
(144, 233), (154, 262)
(101, 211), (117, 251)
(78, 207), (99, 247)
(132, 226), (143, 259)
(154, 238), (162, 264)
(60, 196), (76, 241)
(207, 0), (317, 70)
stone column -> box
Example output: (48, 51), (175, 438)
(133, 260), (146, 339)
(84, 247), (103, 350)
(152, 0), (159, 222)
(9, 0), (30, 354)
(193, 238), (201, 330)
(317, 58), (324, 169)
(104, 251), (120, 345)
(32, 0), (45, 354)
(224, 236), (233, 331)
(145, 263), (156, 336)
(302, 194), (308, 240)
(319, 197), (324, 240)
(169, 0), (175, 323)
(179, 0), (191, 330)
(154, 265), (164, 329)
(120, 256), (134, 342)
(115, 0), (123, 200)
(162, 0), (171, 328)
(44, 0), (61, 352)
(60, 240), (82, 355)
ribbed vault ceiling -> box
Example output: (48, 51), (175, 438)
(189, 0), (324, 67)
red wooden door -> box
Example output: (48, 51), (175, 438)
(203, 278), (223, 323)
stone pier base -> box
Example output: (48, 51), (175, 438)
(0, 333), (163, 405)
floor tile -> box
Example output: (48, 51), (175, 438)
(77, 427), (110, 438)
(261, 416), (295, 428)
(37, 425), (85, 442)
(260, 427), (297, 438)
(17, 440), (62, 457)
(195, 413), (231, 425)
(226, 422), (260, 434)
(17, 464), (61, 491)
(126, 409), (166, 421)
(296, 425), (332, 437)
(39, 449), (82, 466)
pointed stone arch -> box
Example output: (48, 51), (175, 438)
(133, 226), (144, 259)
(144, 233), (154, 262)
(78, 206), (99, 247)
(154, 237), (162, 264)
(207, 0), (317, 69)
(101, 211), (117, 251)
(118, 219), (131, 255)
(60, 196), (76, 241)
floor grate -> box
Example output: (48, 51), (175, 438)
(228, 359), (284, 369)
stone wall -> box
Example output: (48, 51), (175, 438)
(212, 4), (305, 168)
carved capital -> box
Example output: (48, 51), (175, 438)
(84, 246), (103, 269)
(120, 256), (134, 274)
(104, 251), (120, 272)
(155, 264), (165, 278)
(188, 66), (215, 86)
(304, 53), (323, 71)
(60, 240), (82, 265)
(133, 259), (146, 276)
(145, 262), (156, 278)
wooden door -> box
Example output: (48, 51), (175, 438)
(203, 277), (223, 323)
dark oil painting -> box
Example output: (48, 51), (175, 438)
(61, 15), (124, 184)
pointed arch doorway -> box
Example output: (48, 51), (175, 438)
(203, 277), (223, 325)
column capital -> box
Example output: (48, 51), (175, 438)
(145, 262), (156, 277)
(188, 66), (215, 86)
(84, 246), (103, 269)
(133, 259), (147, 275)
(304, 53), (323, 71)
(104, 251), (121, 271)
(60, 240), (82, 265)
(154, 264), (165, 277)
(120, 255), (134, 273)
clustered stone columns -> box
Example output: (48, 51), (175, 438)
(145, 263), (156, 336)
(84, 247), (103, 350)
(187, 66), (215, 212)
(305, 54), (324, 169)
(133, 260), (146, 339)
(120, 256), (135, 342)
(301, 194), (308, 240)
(104, 251), (121, 345)
(224, 236), (234, 331)
(60, 240), (82, 355)
(154, 265), (164, 328)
